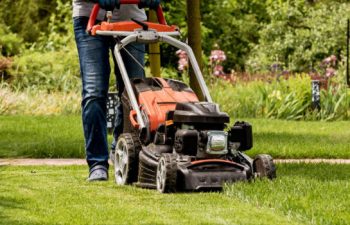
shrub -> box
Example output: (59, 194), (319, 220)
(35, 0), (73, 52)
(0, 0), (70, 43)
(246, 1), (350, 73)
(211, 75), (349, 121)
(3, 0), (78, 92)
(9, 46), (80, 92)
(0, 25), (23, 57)
(201, 0), (269, 71)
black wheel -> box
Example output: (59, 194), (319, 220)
(114, 133), (141, 185)
(253, 154), (276, 179)
(156, 154), (177, 193)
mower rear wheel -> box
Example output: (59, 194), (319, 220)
(114, 133), (141, 185)
(156, 154), (177, 193)
(253, 154), (276, 179)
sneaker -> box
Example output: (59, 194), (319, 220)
(87, 165), (108, 181)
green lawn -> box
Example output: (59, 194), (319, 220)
(0, 115), (349, 159)
(247, 118), (350, 158)
(0, 164), (349, 225)
(0, 115), (86, 158)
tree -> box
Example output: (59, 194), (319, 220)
(186, 0), (204, 100)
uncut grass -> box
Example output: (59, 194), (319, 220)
(1, 115), (350, 159)
(246, 118), (350, 159)
(0, 164), (349, 225)
(0, 115), (85, 158)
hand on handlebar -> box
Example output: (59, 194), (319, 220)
(139, 0), (160, 9)
(92, 0), (119, 11)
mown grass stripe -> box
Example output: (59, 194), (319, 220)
(0, 164), (349, 225)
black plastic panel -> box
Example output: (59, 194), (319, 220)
(173, 102), (230, 124)
(229, 121), (253, 151)
(166, 79), (194, 93)
(174, 129), (198, 155)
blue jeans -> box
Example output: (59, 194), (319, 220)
(74, 17), (145, 170)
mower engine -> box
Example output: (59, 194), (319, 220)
(172, 102), (230, 158)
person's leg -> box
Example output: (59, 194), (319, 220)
(74, 17), (111, 172)
(111, 43), (145, 151)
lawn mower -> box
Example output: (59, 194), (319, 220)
(88, 1), (276, 193)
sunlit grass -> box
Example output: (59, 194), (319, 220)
(0, 116), (349, 159)
(0, 115), (85, 158)
(225, 163), (350, 225)
(0, 164), (348, 225)
(0, 86), (81, 115)
(247, 118), (350, 159)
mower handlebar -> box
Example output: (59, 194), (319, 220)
(86, 1), (167, 34)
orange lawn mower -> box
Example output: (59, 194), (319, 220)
(87, 1), (276, 193)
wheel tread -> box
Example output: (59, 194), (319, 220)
(158, 153), (177, 193)
(253, 154), (276, 179)
(115, 133), (141, 184)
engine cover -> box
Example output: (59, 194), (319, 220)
(173, 102), (230, 125)
(130, 78), (199, 132)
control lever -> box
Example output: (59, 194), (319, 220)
(131, 18), (149, 30)
(106, 11), (113, 23)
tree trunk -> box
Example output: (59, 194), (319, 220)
(149, 10), (161, 77)
(186, 0), (204, 100)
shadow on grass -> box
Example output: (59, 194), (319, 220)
(0, 196), (45, 225)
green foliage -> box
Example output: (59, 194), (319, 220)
(1, 0), (349, 122)
(247, 0), (350, 73)
(35, 0), (73, 51)
(0, 0), (70, 43)
(5, 0), (78, 92)
(162, 0), (187, 32)
(1, 0), (350, 73)
(211, 75), (349, 121)
(162, 0), (269, 70)
(314, 85), (350, 121)
(0, 25), (23, 57)
(9, 46), (80, 92)
(202, 0), (269, 71)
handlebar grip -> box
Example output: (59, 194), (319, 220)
(86, 4), (100, 34)
(156, 5), (166, 25)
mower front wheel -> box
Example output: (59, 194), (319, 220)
(156, 154), (177, 193)
(114, 133), (141, 185)
(253, 154), (276, 179)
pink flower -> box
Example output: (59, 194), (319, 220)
(213, 65), (224, 76)
(325, 68), (336, 78)
(176, 50), (188, 72)
(210, 50), (226, 63)
(322, 55), (337, 66)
